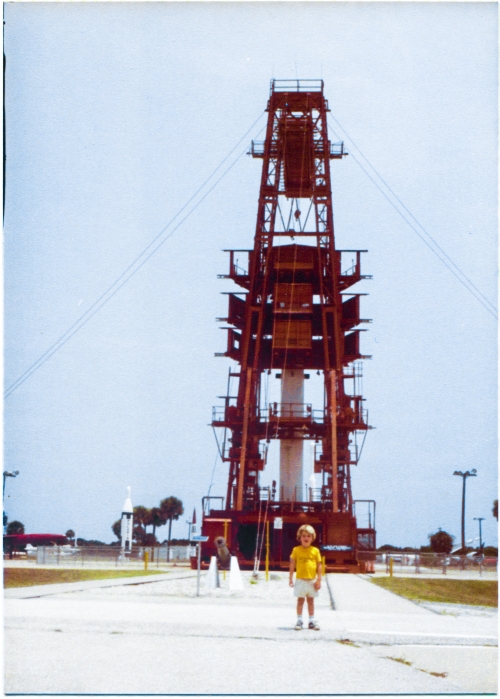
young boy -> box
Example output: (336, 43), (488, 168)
(289, 524), (322, 630)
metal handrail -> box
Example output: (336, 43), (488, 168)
(268, 402), (313, 419)
(271, 79), (324, 93)
(266, 404), (324, 423)
(202, 496), (224, 515)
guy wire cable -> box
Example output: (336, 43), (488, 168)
(328, 114), (497, 320)
(206, 445), (220, 500)
(5, 113), (267, 398)
(330, 113), (498, 314)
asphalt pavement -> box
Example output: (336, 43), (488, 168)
(4, 570), (498, 694)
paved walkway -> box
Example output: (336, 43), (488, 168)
(326, 574), (497, 646)
(4, 572), (497, 694)
(5, 570), (196, 599)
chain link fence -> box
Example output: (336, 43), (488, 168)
(367, 552), (498, 577)
(33, 545), (196, 568)
(19, 546), (499, 578)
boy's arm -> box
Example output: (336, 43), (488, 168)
(314, 557), (322, 590)
(289, 557), (296, 587)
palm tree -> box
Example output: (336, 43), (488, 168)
(133, 506), (151, 545)
(111, 520), (122, 541)
(160, 497), (184, 559)
(150, 507), (167, 543)
(6, 520), (24, 535)
(133, 523), (146, 545)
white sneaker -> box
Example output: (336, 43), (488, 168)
(294, 619), (303, 630)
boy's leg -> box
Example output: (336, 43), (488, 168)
(307, 594), (320, 630)
(295, 597), (305, 630)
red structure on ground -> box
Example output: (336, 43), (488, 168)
(201, 80), (376, 573)
(3, 533), (68, 557)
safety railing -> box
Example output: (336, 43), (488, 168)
(307, 487), (323, 502)
(218, 250), (251, 281)
(266, 403), (324, 422)
(337, 405), (368, 427)
(271, 79), (324, 93)
(212, 405), (234, 422)
(202, 496), (225, 515)
(338, 250), (369, 281)
(329, 142), (347, 158)
(213, 403), (326, 428)
(250, 140), (345, 159)
(249, 141), (266, 157)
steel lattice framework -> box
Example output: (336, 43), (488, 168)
(202, 80), (375, 572)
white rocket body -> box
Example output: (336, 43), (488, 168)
(120, 486), (133, 554)
(279, 369), (304, 501)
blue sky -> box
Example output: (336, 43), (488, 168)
(4, 2), (497, 548)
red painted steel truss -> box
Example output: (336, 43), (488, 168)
(205, 80), (375, 569)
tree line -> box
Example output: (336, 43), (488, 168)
(5, 498), (498, 550)
(112, 496), (184, 547)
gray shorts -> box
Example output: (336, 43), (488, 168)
(294, 578), (318, 598)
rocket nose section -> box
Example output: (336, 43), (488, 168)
(122, 486), (133, 514)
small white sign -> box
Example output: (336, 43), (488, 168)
(274, 517), (283, 529)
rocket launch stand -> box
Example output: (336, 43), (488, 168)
(201, 80), (376, 573)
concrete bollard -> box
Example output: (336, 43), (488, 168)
(229, 556), (244, 591)
(205, 556), (220, 588)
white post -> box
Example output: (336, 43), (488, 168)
(196, 543), (201, 596)
(205, 556), (220, 588)
(229, 556), (244, 591)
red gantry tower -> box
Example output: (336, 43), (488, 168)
(201, 80), (375, 573)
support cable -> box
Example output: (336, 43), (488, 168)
(328, 115), (497, 320)
(212, 425), (224, 463)
(208, 422), (230, 499)
(253, 502), (263, 575)
(357, 419), (368, 462)
(254, 496), (270, 574)
(5, 113), (266, 398)
(206, 444), (220, 500)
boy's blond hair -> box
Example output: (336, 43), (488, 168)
(297, 524), (316, 541)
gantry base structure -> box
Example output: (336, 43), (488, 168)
(197, 507), (375, 573)
(198, 80), (376, 573)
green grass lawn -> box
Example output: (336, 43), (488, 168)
(372, 576), (498, 607)
(4, 568), (165, 588)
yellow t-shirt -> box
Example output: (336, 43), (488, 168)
(291, 545), (321, 579)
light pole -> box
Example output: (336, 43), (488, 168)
(3, 470), (20, 534)
(453, 469), (477, 551)
(186, 519), (192, 542)
(3, 470), (19, 497)
(474, 517), (485, 553)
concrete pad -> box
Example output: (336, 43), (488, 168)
(5, 571), (196, 599)
(325, 573), (498, 646)
(368, 645), (498, 694)
(4, 572), (497, 694)
(328, 573), (432, 613)
(5, 596), (465, 694)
